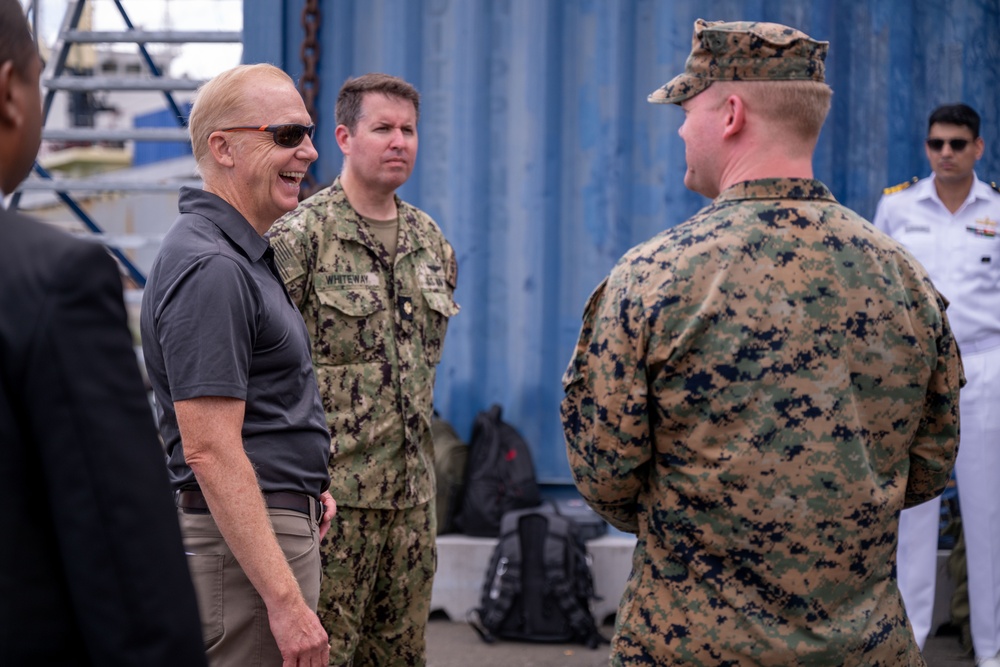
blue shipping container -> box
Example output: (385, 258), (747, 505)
(132, 101), (192, 167)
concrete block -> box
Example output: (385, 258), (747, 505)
(587, 534), (636, 625)
(431, 534), (498, 621)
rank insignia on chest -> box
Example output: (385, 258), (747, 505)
(398, 295), (414, 320)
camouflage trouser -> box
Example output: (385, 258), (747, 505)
(319, 501), (436, 667)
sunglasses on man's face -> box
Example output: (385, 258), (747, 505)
(219, 123), (316, 148)
(925, 137), (971, 152)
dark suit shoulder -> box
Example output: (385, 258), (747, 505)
(3, 207), (107, 253)
(1, 208), (116, 291)
(4, 206), (81, 248)
(0, 209), (121, 390)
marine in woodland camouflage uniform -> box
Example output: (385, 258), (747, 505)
(268, 74), (459, 666)
(562, 19), (964, 666)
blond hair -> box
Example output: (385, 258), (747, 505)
(713, 80), (832, 142)
(188, 64), (296, 169)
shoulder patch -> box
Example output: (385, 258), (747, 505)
(883, 177), (919, 196)
(270, 237), (305, 284)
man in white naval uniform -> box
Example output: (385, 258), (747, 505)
(874, 102), (1000, 667)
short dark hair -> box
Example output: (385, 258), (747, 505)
(0, 0), (37, 77)
(335, 73), (420, 132)
(928, 103), (981, 138)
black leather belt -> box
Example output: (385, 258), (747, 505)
(176, 488), (322, 518)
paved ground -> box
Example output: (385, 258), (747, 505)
(426, 619), (616, 667)
(425, 618), (974, 666)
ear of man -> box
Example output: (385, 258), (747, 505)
(334, 124), (351, 155)
(720, 93), (748, 140)
(0, 60), (22, 129)
(0, 57), (35, 194)
(207, 131), (236, 168)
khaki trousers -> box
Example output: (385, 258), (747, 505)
(178, 505), (322, 667)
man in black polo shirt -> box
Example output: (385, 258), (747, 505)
(141, 63), (334, 667)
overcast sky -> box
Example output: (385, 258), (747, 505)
(22, 0), (243, 78)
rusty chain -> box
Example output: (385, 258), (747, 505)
(298, 0), (322, 199)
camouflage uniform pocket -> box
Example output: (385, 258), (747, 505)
(419, 289), (459, 365)
(315, 287), (388, 365)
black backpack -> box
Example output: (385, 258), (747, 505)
(468, 504), (607, 649)
(453, 405), (541, 537)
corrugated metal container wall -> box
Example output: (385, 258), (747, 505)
(244, 0), (1000, 483)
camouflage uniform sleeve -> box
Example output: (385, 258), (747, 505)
(561, 268), (651, 534)
(904, 292), (965, 508)
(443, 239), (458, 291)
(267, 211), (314, 309)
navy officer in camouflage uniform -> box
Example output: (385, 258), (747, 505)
(562, 19), (964, 666)
(268, 73), (459, 666)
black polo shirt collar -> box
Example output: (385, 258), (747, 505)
(178, 186), (270, 263)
